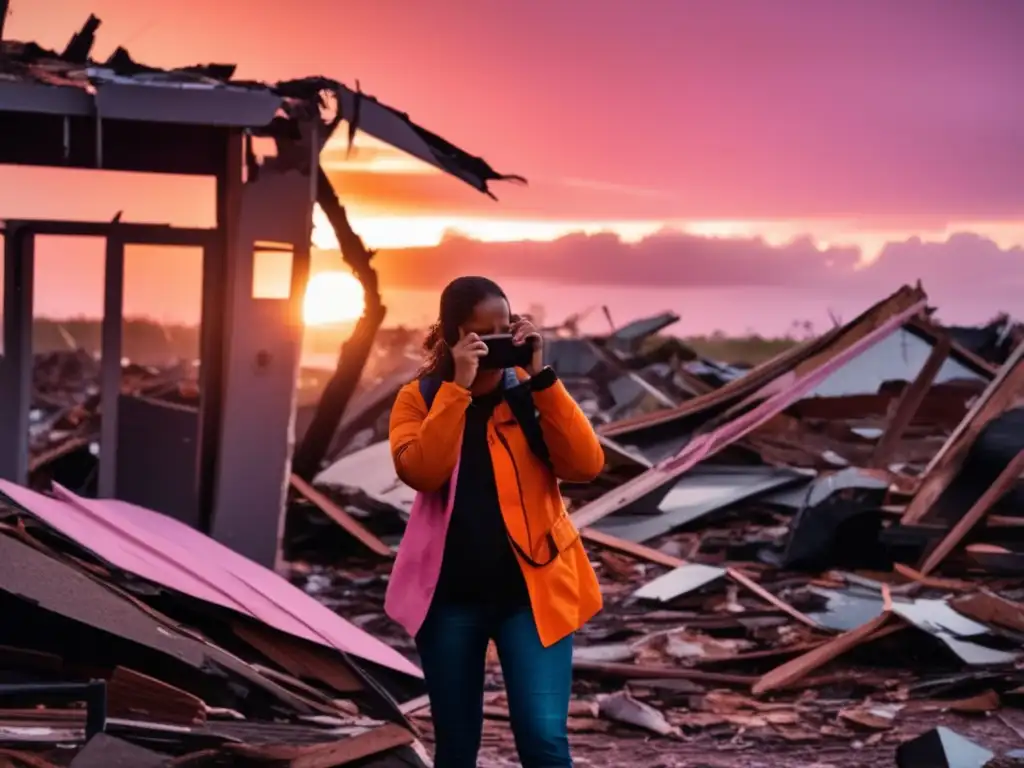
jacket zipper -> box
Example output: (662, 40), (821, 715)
(494, 426), (536, 560)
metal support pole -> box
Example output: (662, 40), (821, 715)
(0, 228), (34, 484)
(98, 235), (124, 497)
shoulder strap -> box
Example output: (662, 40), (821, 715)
(419, 373), (552, 469)
(502, 370), (553, 470)
(418, 372), (564, 569)
(418, 376), (443, 411)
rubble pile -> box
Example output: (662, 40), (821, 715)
(4, 282), (1024, 766)
(27, 352), (200, 489)
(295, 285), (1024, 765)
(0, 480), (430, 766)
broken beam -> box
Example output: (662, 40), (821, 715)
(580, 528), (820, 630)
(903, 340), (1024, 524)
(572, 659), (755, 686)
(753, 591), (899, 696)
(289, 474), (393, 558)
(869, 335), (950, 468)
(918, 449), (1024, 575)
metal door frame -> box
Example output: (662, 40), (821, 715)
(0, 220), (220, 512)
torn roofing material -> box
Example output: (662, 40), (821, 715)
(1, 25), (522, 196)
(317, 78), (526, 198)
(571, 288), (928, 529)
(0, 530), (328, 716)
(806, 325), (987, 398)
(604, 312), (681, 355)
(806, 588), (1018, 666)
(633, 563), (727, 602)
(0, 480), (421, 679)
(592, 465), (807, 544)
(599, 285), (930, 440)
(895, 726), (995, 768)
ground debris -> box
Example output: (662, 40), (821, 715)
(284, 291), (1024, 765)
(17, 278), (1024, 766)
(598, 691), (681, 737)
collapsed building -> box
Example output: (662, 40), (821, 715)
(298, 286), (1024, 767)
(0, 14), (520, 767)
(3, 13), (1024, 768)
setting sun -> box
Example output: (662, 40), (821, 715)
(303, 271), (365, 325)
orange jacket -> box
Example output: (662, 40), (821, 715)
(388, 369), (604, 646)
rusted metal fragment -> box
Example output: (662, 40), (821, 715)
(232, 620), (364, 695)
(106, 666), (206, 725)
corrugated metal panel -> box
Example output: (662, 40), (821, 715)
(0, 481), (422, 679)
(595, 466), (806, 543)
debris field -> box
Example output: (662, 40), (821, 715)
(10, 266), (1024, 768)
(288, 285), (1024, 767)
(9, 8), (1024, 768)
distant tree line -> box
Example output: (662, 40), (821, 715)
(30, 317), (805, 368)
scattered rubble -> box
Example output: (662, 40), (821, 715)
(291, 285), (1024, 765)
(0, 481), (429, 765)
(8, 248), (1024, 765)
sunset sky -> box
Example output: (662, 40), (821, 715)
(2, 0), (1022, 334)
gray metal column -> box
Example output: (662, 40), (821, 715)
(209, 132), (313, 568)
(0, 228), (34, 484)
(98, 234), (124, 497)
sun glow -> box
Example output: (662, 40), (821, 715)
(303, 271), (365, 325)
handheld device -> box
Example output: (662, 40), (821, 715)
(478, 334), (536, 370)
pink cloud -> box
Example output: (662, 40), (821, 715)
(373, 229), (1024, 313)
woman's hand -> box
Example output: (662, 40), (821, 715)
(511, 317), (544, 376)
(451, 332), (489, 389)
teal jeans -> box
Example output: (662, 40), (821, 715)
(415, 603), (574, 768)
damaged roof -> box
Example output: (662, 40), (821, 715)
(0, 479), (421, 679)
(0, 16), (523, 194)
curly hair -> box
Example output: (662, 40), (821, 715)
(419, 276), (508, 380)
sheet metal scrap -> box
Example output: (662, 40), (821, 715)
(0, 485), (426, 765)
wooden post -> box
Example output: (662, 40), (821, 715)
(0, 1), (9, 43)
(869, 335), (950, 469)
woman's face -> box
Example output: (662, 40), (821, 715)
(460, 295), (510, 390)
(459, 295), (511, 338)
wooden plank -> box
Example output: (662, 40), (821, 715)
(232, 620), (363, 694)
(289, 474), (392, 558)
(869, 335), (950, 469)
(918, 449), (1024, 575)
(752, 609), (897, 695)
(726, 567), (820, 630)
(572, 659), (755, 686)
(903, 341), (1024, 524)
(581, 527), (820, 630)
(892, 563), (975, 592)
(107, 667), (206, 725)
(581, 527), (687, 569)
(600, 286), (926, 438)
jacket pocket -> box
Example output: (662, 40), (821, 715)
(549, 511), (581, 555)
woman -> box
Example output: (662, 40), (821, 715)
(385, 276), (604, 767)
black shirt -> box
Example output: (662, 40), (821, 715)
(434, 385), (530, 607)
